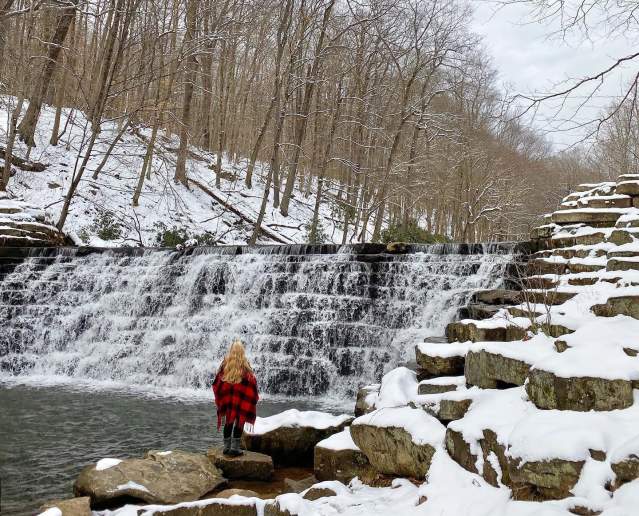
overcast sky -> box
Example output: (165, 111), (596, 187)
(470, 1), (636, 149)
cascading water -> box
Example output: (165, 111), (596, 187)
(0, 244), (514, 398)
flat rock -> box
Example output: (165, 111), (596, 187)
(142, 499), (260, 516)
(302, 487), (338, 501)
(446, 321), (526, 343)
(351, 406), (444, 478)
(616, 181), (639, 196)
(592, 295), (639, 319)
(39, 497), (91, 516)
(418, 376), (463, 395)
(551, 209), (622, 226)
(509, 457), (585, 501)
(207, 448), (274, 481)
(526, 368), (634, 411)
(283, 475), (317, 493)
(74, 450), (226, 507)
(242, 410), (353, 466)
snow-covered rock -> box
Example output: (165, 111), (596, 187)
(314, 428), (374, 483)
(242, 409), (353, 466)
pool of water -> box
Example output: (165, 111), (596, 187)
(0, 381), (344, 515)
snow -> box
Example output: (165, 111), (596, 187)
(95, 458), (122, 471)
(155, 450), (172, 456)
(316, 428), (360, 451)
(115, 481), (151, 493)
(0, 97), (356, 246)
(353, 406), (445, 447)
(374, 367), (418, 409)
(37, 509), (62, 516)
(416, 341), (471, 357)
(247, 409), (353, 435)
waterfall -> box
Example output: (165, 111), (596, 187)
(0, 244), (514, 398)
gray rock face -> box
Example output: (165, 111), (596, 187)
(39, 497), (91, 516)
(526, 368), (634, 411)
(73, 450), (226, 507)
(242, 420), (353, 466)
(207, 448), (274, 481)
(415, 344), (465, 376)
(509, 457), (585, 501)
(350, 422), (440, 478)
(446, 321), (526, 343)
(465, 350), (531, 389)
(314, 444), (374, 483)
(592, 295), (639, 319)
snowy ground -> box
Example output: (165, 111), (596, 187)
(0, 97), (351, 247)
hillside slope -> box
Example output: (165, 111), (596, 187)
(0, 99), (348, 247)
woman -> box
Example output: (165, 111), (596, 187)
(212, 340), (259, 457)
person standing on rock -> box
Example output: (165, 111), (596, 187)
(212, 340), (259, 457)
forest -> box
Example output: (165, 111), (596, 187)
(0, 0), (633, 244)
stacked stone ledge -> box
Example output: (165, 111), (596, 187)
(341, 175), (639, 509)
(0, 192), (67, 247)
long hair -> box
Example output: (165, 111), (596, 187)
(221, 340), (253, 384)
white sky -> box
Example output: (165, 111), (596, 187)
(471, 0), (636, 149)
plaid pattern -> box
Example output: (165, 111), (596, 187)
(212, 367), (259, 431)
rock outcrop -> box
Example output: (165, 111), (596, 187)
(242, 410), (353, 466)
(74, 451), (225, 507)
(0, 193), (67, 247)
(350, 407), (445, 478)
(313, 428), (374, 483)
(39, 497), (91, 516)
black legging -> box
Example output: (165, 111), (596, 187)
(223, 418), (243, 438)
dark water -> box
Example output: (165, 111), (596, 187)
(0, 382), (335, 516)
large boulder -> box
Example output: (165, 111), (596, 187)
(592, 295), (639, 319)
(611, 437), (639, 489)
(314, 428), (374, 483)
(508, 457), (584, 501)
(242, 410), (353, 466)
(207, 448), (274, 481)
(74, 451), (226, 507)
(350, 406), (445, 478)
(139, 498), (262, 516)
(526, 368), (634, 411)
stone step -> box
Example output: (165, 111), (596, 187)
(551, 209), (623, 227)
(608, 249), (639, 258)
(445, 320), (527, 343)
(576, 195), (632, 209)
(522, 276), (559, 290)
(550, 231), (608, 248)
(607, 258), (639, 271)
(617, 174), (639, 182)
(422, 393), (473, 424)
(607, 229), (639, 245)
(528, 258), (606, 275)
(472, 289), (521, 305)
(592, 295), (639, 319)
(534, 247), (607, 260)
(526, 368), (634, 412)
(465, 349), (533, 389)
(458, 303), (501, 321)
(418, 375), (465, 395)
(616, 180), (639, 196)
(207, 448), (274, 480)
(415, 342), (468, 377)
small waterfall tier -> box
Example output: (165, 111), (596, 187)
(0, 244), (515, 397)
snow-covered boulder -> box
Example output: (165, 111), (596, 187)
(350, 406), (445, 478)
(314, 428), (374, 483)
(611, 436), (639, 489)
(242, 410), (353, 466)
(73, 450), (225, 506)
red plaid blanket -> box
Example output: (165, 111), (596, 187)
(212, 369), (259, 431)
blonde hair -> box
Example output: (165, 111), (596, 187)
(221, 340), (253, 384)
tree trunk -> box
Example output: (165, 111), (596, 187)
(174, 0), (199, 186)
(17, 0), (78, 146)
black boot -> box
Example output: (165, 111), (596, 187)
(222, 437), (232, 456)
(228, 437), (243, 457)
